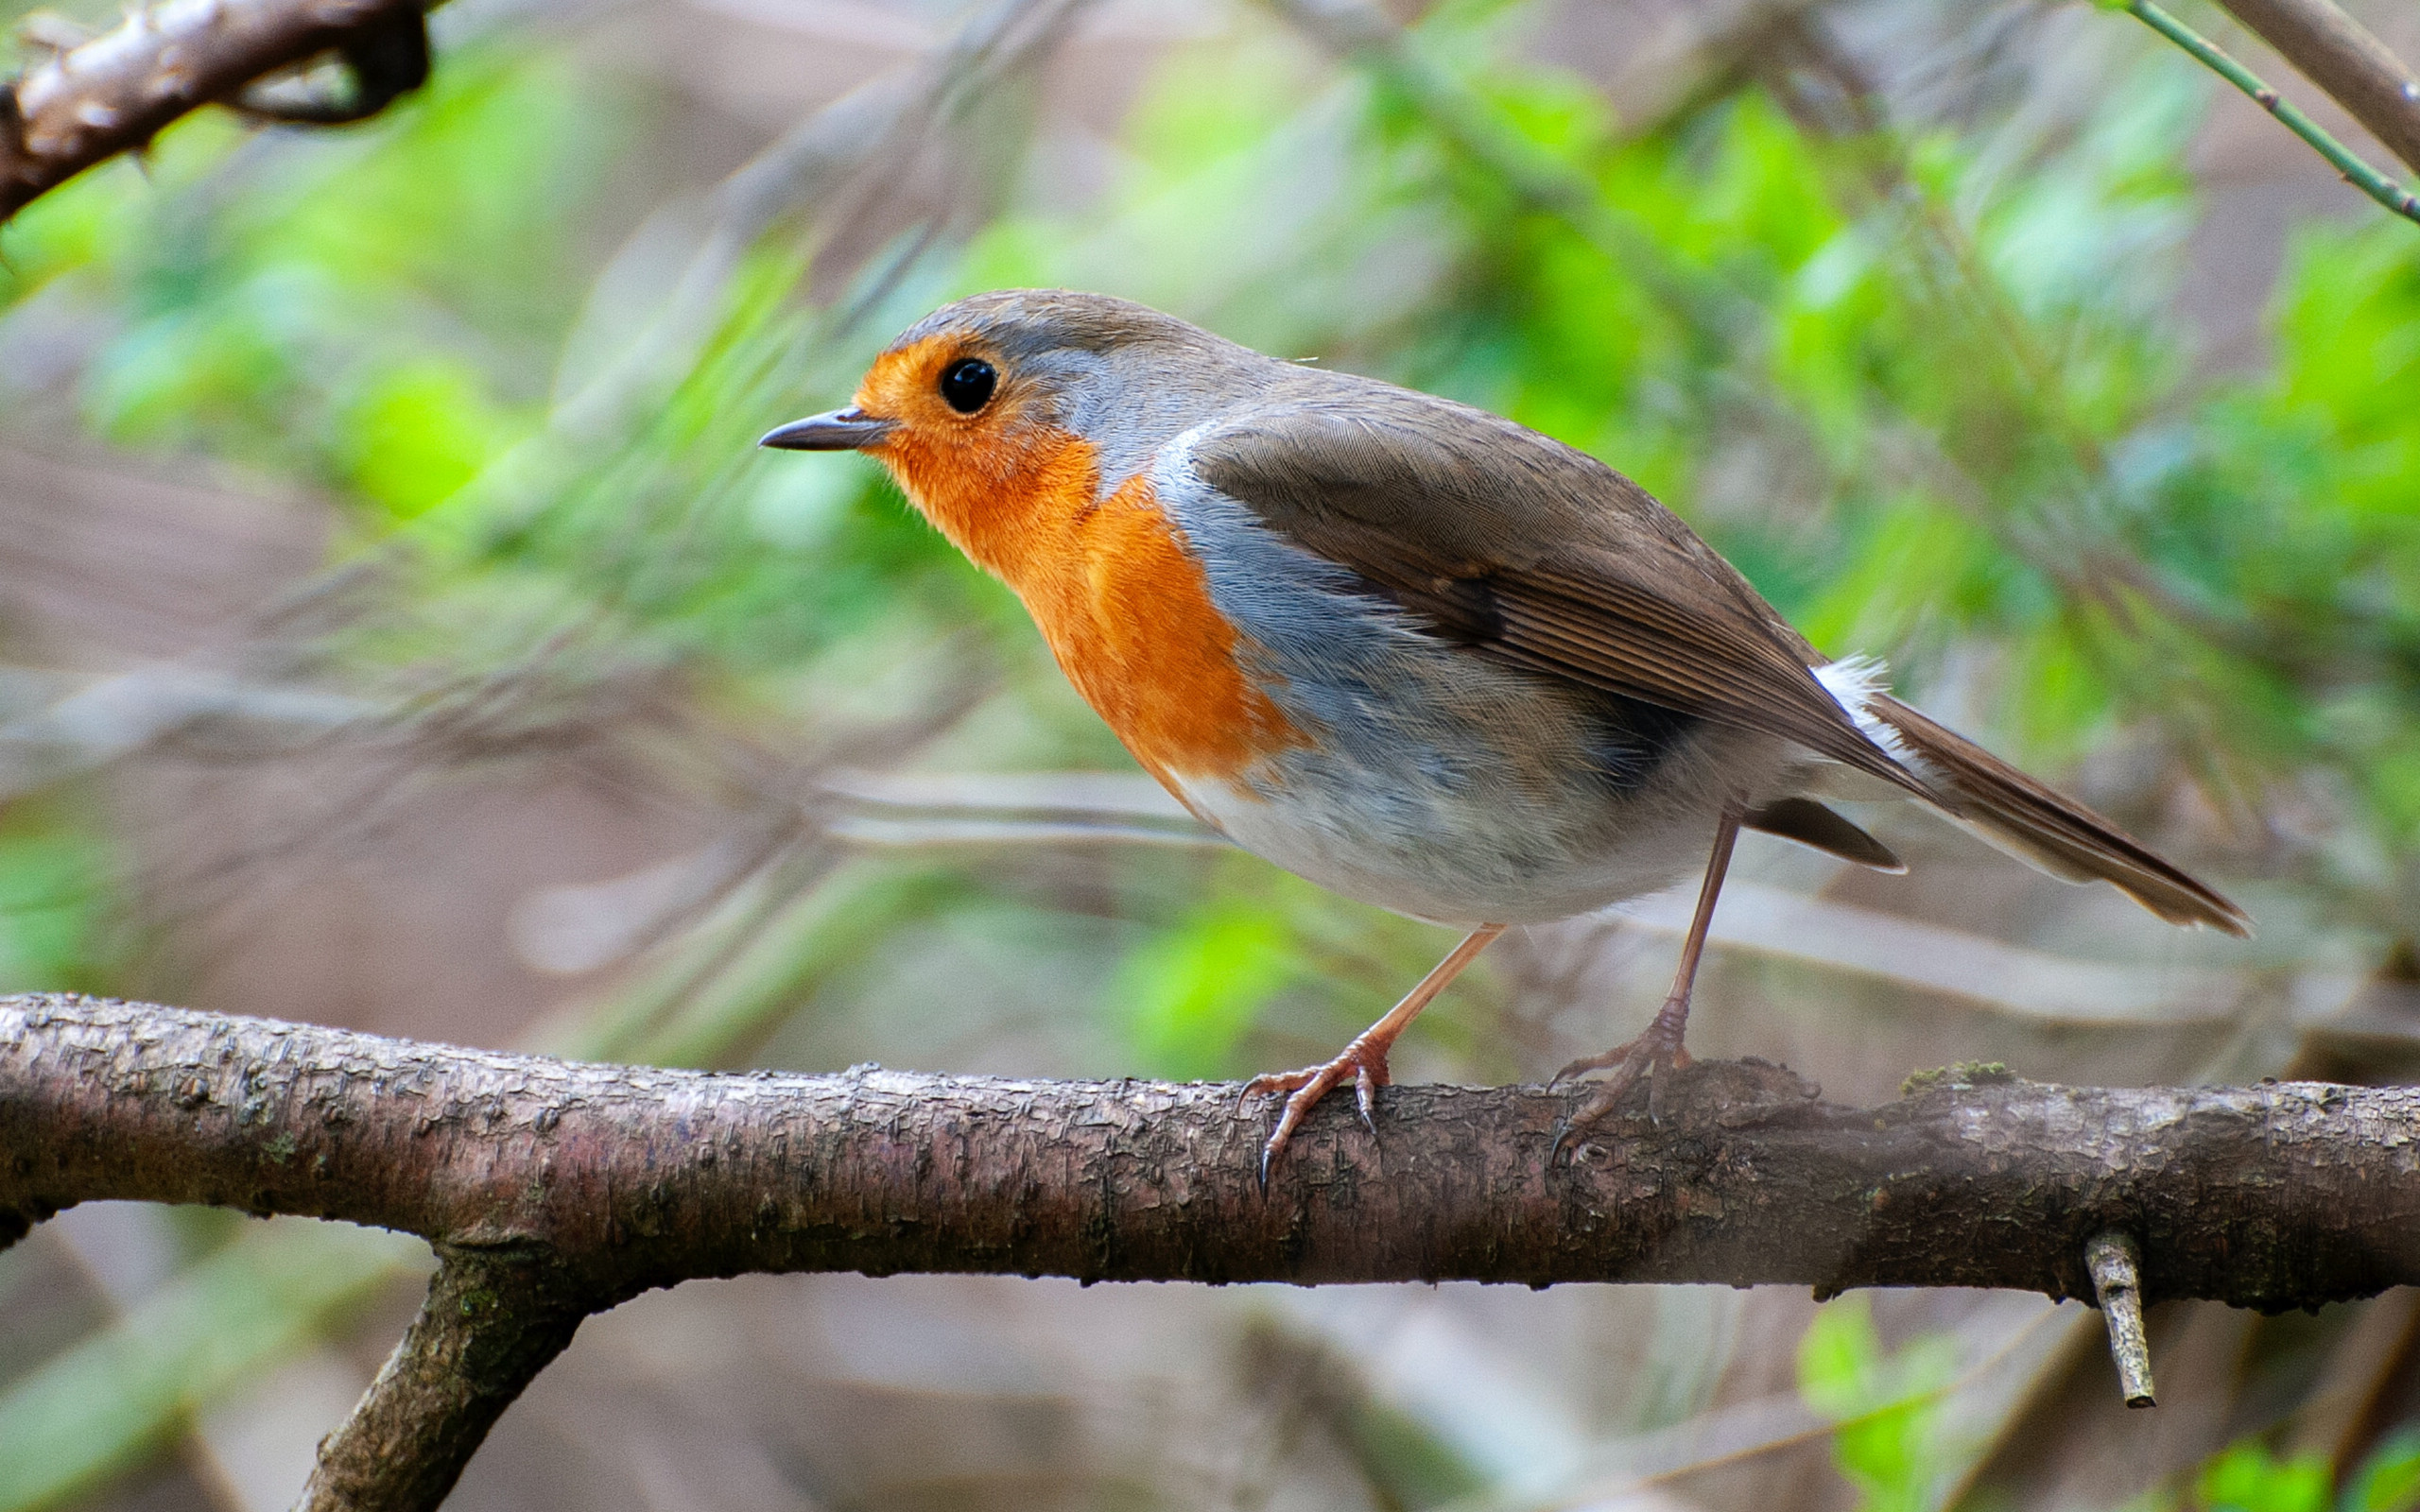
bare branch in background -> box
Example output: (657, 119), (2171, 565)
(9, 994), (2420, 1508)
(0, 0), (434, 220)
(2212, 0), (2420, 176)
(0, 665), (373, 800)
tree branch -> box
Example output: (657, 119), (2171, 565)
(296, 1246), (588, 1512)
(9, 992), (2420, 1507)
(9, 991), (2420, 1297)
(0, 0), (433, 221)
(2212, 0), (2420, 177)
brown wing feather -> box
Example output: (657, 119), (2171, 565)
(1190, 389), (1928, 797)
(1866, 696), (2251, 936)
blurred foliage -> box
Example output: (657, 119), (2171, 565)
(0, 802), (113, 994)
(2197, 1443), (2337, 1512)
(1797, 1297), (1961, 1512)
(2350, 1434), (2420, 1512)
(2181, 1431), (2420, 1512)
(1117, 888), (1305, 1080)
(0, 1224), (421, 1512)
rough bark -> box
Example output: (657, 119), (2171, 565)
(9, 992), (2420, 1509)
(2214, 0), (2420, 177)
(1, 0), (432, 220)
(9, 992), (2420, 1303)
(295, 1246), (589, 1512)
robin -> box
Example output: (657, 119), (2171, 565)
(762, 289), (2249, 1173)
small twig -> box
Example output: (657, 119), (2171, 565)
(2086, 1230), (2156, 1408)
(2118, 0), (2420, 226)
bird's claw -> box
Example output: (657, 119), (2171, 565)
(1244, 1039), (1392, 1181)
(1549, 1003), (1693, 1160)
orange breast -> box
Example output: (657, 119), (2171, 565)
(876, 424), (1298, 788)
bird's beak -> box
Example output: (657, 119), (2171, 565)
(758, 407), (895, 451)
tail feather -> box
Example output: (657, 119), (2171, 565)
(1863, 694), (2251, 936)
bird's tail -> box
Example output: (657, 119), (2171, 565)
(1861, 693), (2252, 936)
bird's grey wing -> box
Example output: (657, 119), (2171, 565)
(1184, 384), (1927, 796)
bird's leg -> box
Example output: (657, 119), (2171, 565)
(1246, 922), (1506, 1180)
(1554, 803), (1744, 1139)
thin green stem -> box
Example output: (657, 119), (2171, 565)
(2120, 0), (2420, 226)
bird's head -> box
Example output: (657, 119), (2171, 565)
(759, 289), (1269, 576)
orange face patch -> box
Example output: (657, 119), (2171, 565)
(850, 335), (1297, 788)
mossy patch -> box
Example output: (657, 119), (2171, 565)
(1901, 1061), (2016, 1096)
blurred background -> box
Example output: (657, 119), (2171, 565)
(1, 0), (2417, 1506)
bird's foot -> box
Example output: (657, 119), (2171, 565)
(1243, 1037), (1392, 1183)
(1549, 998), (1693, 1157)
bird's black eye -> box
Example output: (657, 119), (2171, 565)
(939, 358), (997, 414)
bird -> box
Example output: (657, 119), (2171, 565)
(761, 288), (2249, 1175)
